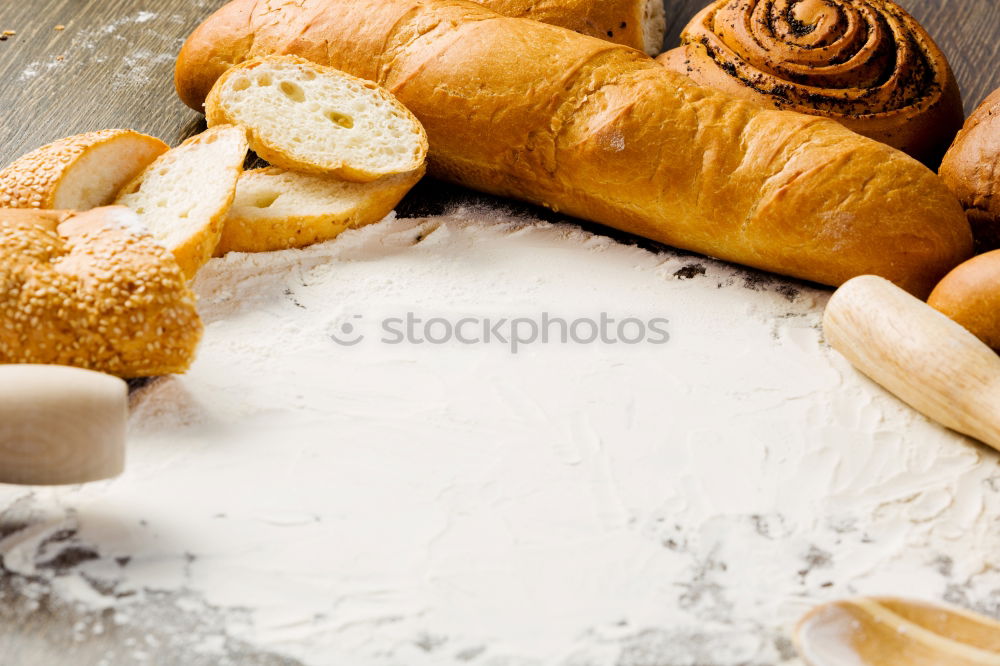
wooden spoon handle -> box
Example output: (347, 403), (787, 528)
(823, 276), (1000, 451)
(796, 597), (1000, 666)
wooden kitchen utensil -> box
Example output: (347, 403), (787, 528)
(796, 597), (1000, 665)
(823, 275), (1000, 452)
(0, 365), (126, 485)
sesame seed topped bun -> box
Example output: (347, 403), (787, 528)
(0, 206), (202, 378)
(0, 130), (168, 210)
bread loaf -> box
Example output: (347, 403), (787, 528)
(175, 0), (972, 297)
(471, 0), (665, 55)
(0, 207), (202, 378)
(115, 125), (248, 278)
(939, 88), (1000, 251)
(205, 56), (428, 182)
(658, 0), (964, 165)
(928, 251), (1000, 350)
(0, 130), (168, 210)
(217, 166), (424, 254)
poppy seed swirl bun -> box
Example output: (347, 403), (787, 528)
(658, 0), (963, 165)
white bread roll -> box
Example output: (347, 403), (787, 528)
(928, 250), (1000, 350)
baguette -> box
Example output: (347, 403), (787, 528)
(928, 251), (1000, 350)
(0, 130), (168, 210)
(115, 125), (248, 278)
(175, 0), (972, 297)
(205, 56), (428, 182)
(217, 166), (424, 254)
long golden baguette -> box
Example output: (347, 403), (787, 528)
(175, 0), (972, 297)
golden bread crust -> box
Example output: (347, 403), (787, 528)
(115, 125), (248, 279)
(0, 130), (169, 209)
(175, 0), (972, 297)
(657, 0), (964, 166)
(939, 88), (1000, 251)
(0, 207), (203, 378)
(473, 0), (662, 54)
(928, 250), (1000, 350)
(216, 165), (424, 254)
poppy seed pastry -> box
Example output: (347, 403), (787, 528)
(658, 0), (964, 165)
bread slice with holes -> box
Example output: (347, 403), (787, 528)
(205, 55), (428, 183)
(0, 130), (168, 210)
(216, 165), (425, 255)
(115, 125), (248, 278)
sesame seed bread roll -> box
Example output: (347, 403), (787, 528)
(0, 207), (202, 378)
(115, 125), (249, 279)
(216, 166), (425, 255)
(175, 0), (972, 297)
(205, 56), (428, 183)
(0, 130), (168, 210)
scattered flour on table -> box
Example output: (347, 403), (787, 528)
(17, 8), (212, 86)
(1, 208), (999, 665)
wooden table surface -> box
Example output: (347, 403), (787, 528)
(0, 1), (999, 665)
(0, 0), (998, 170)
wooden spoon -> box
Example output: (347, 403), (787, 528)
(823, 275), (1000, 452)
(796, 597), (1000, 665)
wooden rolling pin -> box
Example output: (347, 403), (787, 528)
(796, 597), (1000, 665)
(824, 276), (1000, 451)
(0, 365), (126, 485)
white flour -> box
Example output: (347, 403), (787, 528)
(18, 9), (209, 87)
(1, 208), (999, 665)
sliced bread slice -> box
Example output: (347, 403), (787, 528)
(0, 130), (168, 210)
(115, 125), (248, 279)
(216, 165), (425, 255)
(205, 55), (428, 183)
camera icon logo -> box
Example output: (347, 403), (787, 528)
(329, 315), (365, 346)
